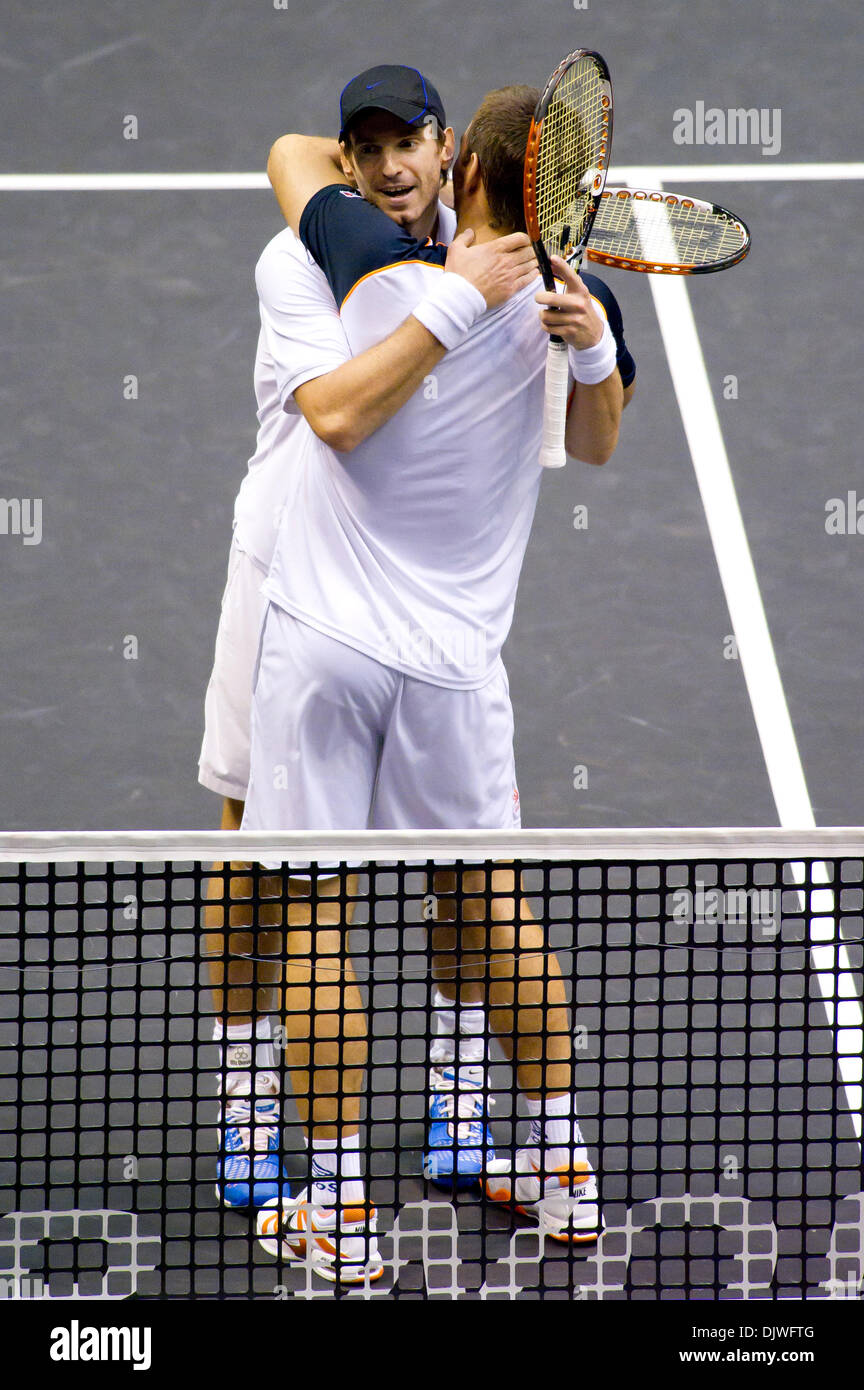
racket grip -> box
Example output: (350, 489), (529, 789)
(538, 337), (570, 469)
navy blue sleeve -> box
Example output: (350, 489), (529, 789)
(299, 184), (446, 306)
(580, 271), (636, 388)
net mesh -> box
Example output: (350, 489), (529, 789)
(1, 830), (862, 1302)
(533, 53), (611, 258)
(586, 189), (749, 272)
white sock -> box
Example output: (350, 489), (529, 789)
(429, 987), (485, 1087)
(212, 1016), (273, 1043)
(524, 1095), (588, 1169)
(213, 1019), (277, 1101)
(310, 1134), (364, 1209)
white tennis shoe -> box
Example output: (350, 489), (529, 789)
(257, 1189), (384, 1285)
(484, 1147), (603, 1243)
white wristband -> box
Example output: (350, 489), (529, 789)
(412, 273), (487, 350)
(568, 320), (617, 385)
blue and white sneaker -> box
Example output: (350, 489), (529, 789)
(423, 1066), (496, 1190)
(215, 1093), (292, 1210)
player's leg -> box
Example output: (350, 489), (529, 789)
(372, 660), (522, 1189)
(452, 865), (601, 1242)
(429, 911), (487, 1083)
(248, 607), (391, 1282)
(257, 870), (380, 1283)
(426, 860), (582, 1216)
(204, 796), (281, 1029)
(198, 540), (289, 1207)
(423, 871), (493, 1184)
(206, 853), (288, 1209)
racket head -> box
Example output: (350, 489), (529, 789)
(524, 49), (613, 290)
(584, 187), (751, 274)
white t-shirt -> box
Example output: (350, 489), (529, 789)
(262, 269), (546, 689)
(233, 205), (458, 573)
(256, 188), (633, 689)
(262, 187), (631, 690)
(231, 228), (347, 572)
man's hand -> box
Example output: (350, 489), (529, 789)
(536, 254), (604, 348)
(445, 230), (538, 310)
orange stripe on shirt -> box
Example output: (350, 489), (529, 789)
(340, 258), (444, 308)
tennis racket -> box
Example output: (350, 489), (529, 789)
(524, 49), (613, 469)
(585, 187), (750, 274)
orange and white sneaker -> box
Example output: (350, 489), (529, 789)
(484, 1149), (603, 1243)
(256, 1189), (384, 1285)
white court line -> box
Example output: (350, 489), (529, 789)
(637, 169), (863, 1139)
(2, 162), (864, 192)
(611, 162), (864, 184)
(0, 173), (270, 191)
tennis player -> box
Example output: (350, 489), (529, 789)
(248, 84), (636, 1282)
(198, 67), (537, 1217)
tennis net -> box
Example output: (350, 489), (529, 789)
(1, 828), (861, 1302)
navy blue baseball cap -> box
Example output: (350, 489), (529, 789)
(339, 64), (446, 141)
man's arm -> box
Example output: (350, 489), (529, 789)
(263, 137), (537, 452)
(564, 374), (625, 466)
(293, 229), (537, 451)
(267, 134), (350, 233)
(295, 317), (446, 452)
(537, 257), (632, 466)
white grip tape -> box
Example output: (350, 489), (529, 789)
(538, 339), (570, 469)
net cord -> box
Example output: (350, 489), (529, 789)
(2, 827), (862, 863)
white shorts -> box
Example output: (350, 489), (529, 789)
(242, 602), (521, 834)
(198, 538), (268, 800)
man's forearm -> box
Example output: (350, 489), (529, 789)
(268, 132), (447, 450)
(294, 316), (447, 453)
(267, 134), (350, 232)
(564, 371), (624, 466)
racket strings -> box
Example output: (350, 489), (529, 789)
(589, 192), (747, 268)
(535, 55), (609, 257)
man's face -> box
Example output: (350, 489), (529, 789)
(341, 111), (454, 230)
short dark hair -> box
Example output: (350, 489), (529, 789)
(465, 85), (540, 232)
